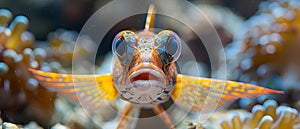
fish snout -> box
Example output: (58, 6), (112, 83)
(123, 62), (167, 104)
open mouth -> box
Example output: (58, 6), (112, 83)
(130, 72), (162, 82)
(129, 69), (164, 83)
(126, 68), (166, 102)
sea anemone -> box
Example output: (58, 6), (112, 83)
(225, 0), (300, 111)
(227, 0), (300, 89)
(0, 9), (64, 127)
(46, 29), (97, 67)
(220, 100), (300, 129)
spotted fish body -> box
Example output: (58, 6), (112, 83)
(29, 4), (283, 129)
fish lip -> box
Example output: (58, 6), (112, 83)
(128, 68), (165, 82)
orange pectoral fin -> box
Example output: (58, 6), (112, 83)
(171, 74), (283, 112)
(29, 68), (118, 110)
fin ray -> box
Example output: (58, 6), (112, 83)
(29, 68), (118, 110)
(145, 4), (155, 30)
(172, 74), (283, 112)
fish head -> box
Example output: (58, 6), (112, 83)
(112, 30), (182, 106)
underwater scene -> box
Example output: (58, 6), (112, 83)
(0, 0), (300, 129)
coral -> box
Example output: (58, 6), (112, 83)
(0, 9), (64, 127)
(46, 29), (97, 67)
(227, 0), (300, 89)
(218, 100), (300, 129)
(0, 9), (108, 129)
(187, 100), (300, 129)
(226, 0), (300, 111)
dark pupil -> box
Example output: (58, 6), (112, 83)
(116, 38), (125, 56)
(166, 38), (178, 56)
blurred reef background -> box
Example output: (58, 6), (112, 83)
(0, 0), (300, 129)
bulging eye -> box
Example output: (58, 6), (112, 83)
(112, 30), (136, 58)
(166, 36), (180, 59)
(156, 30), (182, 61)
(114, 38), (126, 57)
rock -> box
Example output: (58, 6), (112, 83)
(51, 123), (69, 129)
(23, 121), (43, 129)
(2, 122), (19, 129)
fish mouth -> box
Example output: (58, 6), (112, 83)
(127, 68), (166, 92)
(129, 69), (164, 82)
(123, 64), (167, 104)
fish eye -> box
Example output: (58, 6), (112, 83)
(166, 36), (180, 59)
(112, 30), (136, 58)
(114, 38), (126, 57)
(157, 30), (182, 61)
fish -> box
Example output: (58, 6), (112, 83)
(29, 4), (283, 129)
